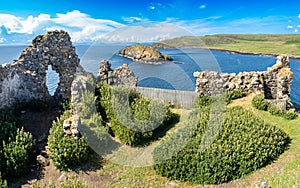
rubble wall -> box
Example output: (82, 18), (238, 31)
(194, 55), (293, 109)
(0, 30), (80, 108)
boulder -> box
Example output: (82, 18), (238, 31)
(36, 155), (50, 167)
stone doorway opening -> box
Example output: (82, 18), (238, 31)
(46, 65), (59, 96)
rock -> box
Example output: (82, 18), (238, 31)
(58, 173), (67, 182)
(63, 120), (71, 130)
(255, 180), (271, 188)
(97, 61), (138, 88)
(62, 115), (82, 138)
(167, 181), (178, 186)
(36, 155), (50, 167)
(118, 44), (173, 64)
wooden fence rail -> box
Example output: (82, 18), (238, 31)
(136, 87), (199, 109)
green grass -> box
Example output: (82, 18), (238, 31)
(254, 110), (300, 187)
(99, 96), (300, 187)
(153, 34), (300, 56)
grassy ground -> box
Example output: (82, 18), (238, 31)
(152, 34), (300, 57)
(227, 94), (300, 187)
(20, 97), (300, 187)
(99, 96), (300, 188)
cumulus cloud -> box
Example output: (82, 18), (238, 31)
(0, 10), (124, 43)
(0, 13), (50, 34)
(200, 5), (206, 9)
(287, 25), (293, 29)
(298, 14), (300, 18)
(52, 10), (124, 42)
(295, 29), (298, 32)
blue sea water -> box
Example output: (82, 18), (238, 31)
(0, 45), (299, 105)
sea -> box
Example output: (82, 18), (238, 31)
(1, 45), (300, 105)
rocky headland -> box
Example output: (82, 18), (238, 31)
(118, 44), (173, 64)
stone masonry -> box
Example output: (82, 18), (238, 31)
(97, 60), (138, 88)
(194, 55), (293, 109)
(0, 30), (79, 108)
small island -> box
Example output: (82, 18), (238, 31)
(118, 44), (173, 64)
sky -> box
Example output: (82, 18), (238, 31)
(0, 0), (300, 44)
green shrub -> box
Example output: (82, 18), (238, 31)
(0, 110), (18, 142)
(0, 128), (35, 180)
(252, 94), (298, 120)
(97, 84), (176, 146)
(283, 111), (298, 120)
(48, 111), (89, 171)
(252, 94), (269, 110)
(268, 102), (283, 116)
(194, 95), (213, 108)
(154, 106), (290, 184)
(0, 172), (7, 188)
(0, 108), (36, 181)
(3, 141), (29, 178)
(226, 90), (247, 104)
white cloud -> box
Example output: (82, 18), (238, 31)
(149, 6), (155, 10)
(295, 29), (298, 33)
(0, 14), (50, 34)
(51, 10), (124, 42)
(0, 10), (124, 43)
(287, 25), (293, 29)
(200, 5), (206, 9)
(298, 25), (300, 28)
(122, 16), (149, 23)
(149, 3), (164, 11)
(298, 14), (300, 18)
(0, 37), (6, 43)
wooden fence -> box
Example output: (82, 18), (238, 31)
(136, 87), (199, 109)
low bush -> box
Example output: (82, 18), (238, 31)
(0, 108), (36, 181)
(252, 94), (298, 120)
(154, 97), (290, 184)
(0, 110), (18, 142)
(0, 173), (7, 188)
(226, 90), (247, 104)
(48, 111), (89, 171)
(0, 128), (35, 180)
(283, 110), (298, 120)
(252, 94), (269, 110)
(97, 84), (177, 146)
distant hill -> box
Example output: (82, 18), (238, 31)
(152, 34), (300, 57)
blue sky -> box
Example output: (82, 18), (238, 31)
(0, 0), (300, 44)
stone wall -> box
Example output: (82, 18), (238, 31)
(0, 30), (79, 108)
(194, 55), (293, 109)
(97, 60), (137, 87)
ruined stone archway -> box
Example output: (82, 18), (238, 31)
(0, 30), (80, 108)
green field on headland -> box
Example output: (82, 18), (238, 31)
(153, 34), (300, 57)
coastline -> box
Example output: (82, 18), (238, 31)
(118, 54), (181, 65)
(209, 48), (300, 60)
(157, 47), (300, 60)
